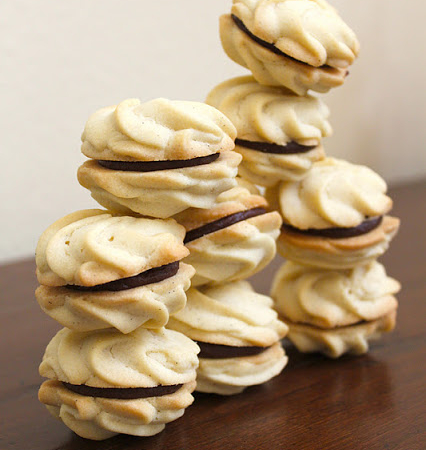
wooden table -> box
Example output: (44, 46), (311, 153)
(1, 181), (425, 450)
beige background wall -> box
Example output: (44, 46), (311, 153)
(1, 0), (425, 262)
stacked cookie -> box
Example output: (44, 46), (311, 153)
(170, 182), (288, 394)
(209, 0), (400, 358)
(35, 98), (241, 439)
(269, 159), (400, 357)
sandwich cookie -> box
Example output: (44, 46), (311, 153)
(271, 261), (399, 357)
(266, 158), (400, 268)
(207, 76), (331, 186)
(38, 327), (199, 440)
(174, 183), (282, 286)
(220, 0), (360, 95)
(78, 98), (241, 218)
(36, 209), (194, 333)
(168, 281), (288, 395)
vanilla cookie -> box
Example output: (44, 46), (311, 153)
(39, 327), (199, 439)
(78, 98), (241, 218)
(220, 0), (359, 95)
(272, 261), (400, 329)
(267, 158), (393, 230)
(277, 215), (400, 269)
(174, 185), (282, 286)
(36, 209), (189, 287)
(36, 263), (195, 333)
(168, 281), (288, 394)
(207, 76), (331, 185)
(284, 310), (397, 358)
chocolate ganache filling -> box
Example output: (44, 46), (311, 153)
(231, 14), (332, 70)
(235, 138), (316, 155)
(196, 341), (269, 359)
(98, 153), (219, 172)
(184, 207), (267, 244)
(63, 382), (183, 400)
(66, 261), (179, 292)
(282, 216), (383, 239)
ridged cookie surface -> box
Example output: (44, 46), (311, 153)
(36, 263), (195, 333)
(272, 261), (400, 328)
(168, 281), (288, 347)
(39, 379), (196, 440)
(81, 98), (236, 161)
(39, 327), (200, 388)
(267, 158), (392, 229)
(277, 216), (400, 269)
(36, 210), (188, 286)
(284, 311), (397, 358)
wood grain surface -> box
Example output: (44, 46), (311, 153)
(0, 181), (425, 450)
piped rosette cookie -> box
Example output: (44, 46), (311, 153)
(38, 327), (200, 440)
(207, 75), (331, 186)
(271, 261), (400, 357)
(266, 158), (400, 268)
(77, 98), (241, 218)
(35, 209), (194, 333)
(219, 0), (360, 95)
(168, 281), (288, 395)
(174, 182), (282, 286)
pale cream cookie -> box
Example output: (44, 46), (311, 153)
(277, 215), (400, 269)
(168, 281), (288, 394)
(284, 310), (397, 358)
(220, 0), (359, 95)
(36, 209), (189, 287)
(207, 76), (331, 186)
(267, 158), (393, 230)
(36, 263), (195, 334)
(174, 184), (282, 286)
(272, 260), (400, 328)
(39, 327), (199, 440)
(78, 98), (241, 218)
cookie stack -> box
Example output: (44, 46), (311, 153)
(269, 159), (400, 357)
(35, 98), (242, 439)
(208, 0), (400, 358)
(169, 182), (288, 395)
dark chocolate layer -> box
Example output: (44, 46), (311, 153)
(235, 138), (316, 155)
(282, 216), (383, 239)
(62, 382), (183, 400)
(98, 153), (220, 172)
(66, 261), (179, 292)
(196, 341), (270, 359)
(184, 207), (267, 244)
(231, 14), (331, 69)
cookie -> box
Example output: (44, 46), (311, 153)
(78, 98), (241, 218)
(220, 0), (359, 95)
(36, 263), (195, 333)
(39, 327), (199, 439)
(272, 261), (400, 329)
(36, 209), (189, 287)
(207, 76), (331, 185)
(174, 185), (282, 286)
(277, 215), (400, 269)
(168, 281), (288, 394)
(283, 310), (397, 358)
(267, 158), (393, 230)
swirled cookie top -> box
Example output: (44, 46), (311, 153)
(207, 76), (332, 146)
(36, 209), (189, 287)
(173, 183), (268, 232)
(276, 158), (392, 229)
(231, 0), (359, 68)
(272, 261), (400, 327)
(39, 327), (200, 388)
(168, 281), (287, 346)
(81, 98), (237, 161)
